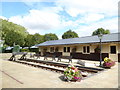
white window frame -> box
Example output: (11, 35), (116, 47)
(82, 46), (90, 54)
(63, 47), (70, 53)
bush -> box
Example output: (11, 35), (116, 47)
(0, 47), (5, 53)
(0, 45), (8, 53)
(0, 47), (2, 53)
(20, 48), (29, 52)
(29, 48), (39, 53)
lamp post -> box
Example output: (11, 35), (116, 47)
(98, 33), (103, 67)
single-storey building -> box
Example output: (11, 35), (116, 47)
(36, 33), (120, 62)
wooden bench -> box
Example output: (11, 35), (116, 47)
(30, 52), (41, 59)
(44, 54), (56, 61)
(34, 53), (41, 59)
(57, 56), (72, 63)
(9, 52), (27, 61)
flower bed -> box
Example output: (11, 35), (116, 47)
(64, 65), (82, 82)
(103, 57), (115, 68)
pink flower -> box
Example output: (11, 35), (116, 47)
(105, 61), (115, 67)
(74, 77), (81, 80)
(74, 68), (78, 72)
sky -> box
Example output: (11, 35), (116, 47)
(1, 0), (119, 39)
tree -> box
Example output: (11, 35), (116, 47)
(1, 18), (28, 46)
(92, 28), (110, 36)
(62, 30), (79, 39)
(24, 34), (35, 47)
(33, 33), (44, 44)
(5, 30), (25, 46)
(25, 33), (44, 47)
(44, 33), (58, 41)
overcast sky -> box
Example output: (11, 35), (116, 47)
(1, 0), (119, 39)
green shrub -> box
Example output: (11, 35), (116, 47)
(20, 48), (29, 52)
(0, 47), (2, 53)
(29, 48), (39, 53)
(0, 45), (8, 53)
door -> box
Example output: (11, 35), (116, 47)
(109, 45), (118, 61)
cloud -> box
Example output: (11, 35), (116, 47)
(9, 9), (62, 34)
(0, 16), (7, 20)
(83, 13), (105, 23)
(2, 0), (118, 38)
(75, 17), (118, 37)
(55, 0), (119, 17)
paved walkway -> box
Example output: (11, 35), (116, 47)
(0, 53), (119, 88)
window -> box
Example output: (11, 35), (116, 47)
(64, 47), (70, 52)
(110, 46), (116, 54)
(50, 47), (54, 52)
(67, 47), (70, 52)
(64, 47), (66, 52)
(83, 46), (86, 53)
(83, 46), (90, 53)
(87, 46), (90, 53)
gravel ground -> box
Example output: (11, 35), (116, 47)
(0, 53), (119, 88)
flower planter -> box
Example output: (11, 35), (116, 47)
(70, 79), (81, 82)
(64, 65), (82, 82)
(102, 65), (111, 69)
(64, 76), (82, 82)
(103, 57), (115, 69)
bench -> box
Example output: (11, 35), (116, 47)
(30, 53), (35, 58)
(9, 52), (27, 61)
(30, 52), (41, 59)
(57, 56), (72, 63)
(34, 53), (41, 59)
(44, 54), (56, 61)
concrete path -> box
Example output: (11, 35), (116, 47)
(0, 53), (119, 88)
(1, 59), (118, 88)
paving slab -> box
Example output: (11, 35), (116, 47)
(0, 53), (119, 88)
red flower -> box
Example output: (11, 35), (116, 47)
(71, 67), (75, 70)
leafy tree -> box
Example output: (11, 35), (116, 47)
(62, 30), (79, 39)
(92, 28), (110, 36)
(25, 33), (44, 47)
(1, 18), (28, 46)
(33, 33), (44, 44)
(5, 30), (25, 46)
(44, 33), (58, 41)
(24, 34), (35, 47)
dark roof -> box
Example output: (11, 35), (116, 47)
(36, 33), (120, 46)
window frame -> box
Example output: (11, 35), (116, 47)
(83, 46), (90, 54)
(63, 47), (70, 52)
(67, 47), (70, 52)
(64, 47), (66, 52)
(87, 46), (90, 53)
(110, 46), (116, 54)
